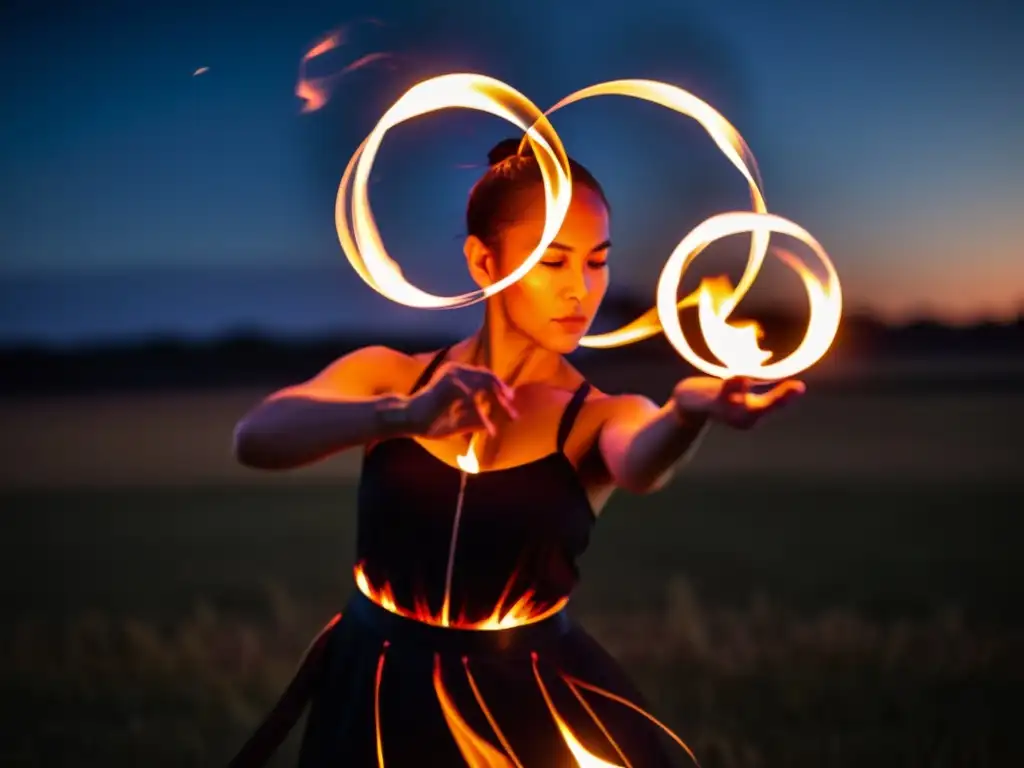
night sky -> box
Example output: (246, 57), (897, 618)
(2, 0), (1021, 344)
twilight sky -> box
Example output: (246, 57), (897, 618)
(1, 0), (1021, 343)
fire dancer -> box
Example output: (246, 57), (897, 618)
(227, 138), (803, 767)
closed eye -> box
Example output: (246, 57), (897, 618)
(540, 257), (608, 268)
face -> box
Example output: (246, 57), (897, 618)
(466, 183), (611, 354)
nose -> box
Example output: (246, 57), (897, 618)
(562, 266), (590, 304)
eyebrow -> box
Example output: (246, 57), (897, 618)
(546, 239), (612, 254)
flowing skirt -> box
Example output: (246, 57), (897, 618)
(230, 592), (695, 767)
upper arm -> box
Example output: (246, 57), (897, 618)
(267, 345), (412, 402)
(595, 393), (661, 484)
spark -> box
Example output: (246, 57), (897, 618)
(297, 22), (394, 113)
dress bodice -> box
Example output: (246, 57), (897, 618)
(353, 348), (596, 628)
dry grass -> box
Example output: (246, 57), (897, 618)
(2, 579), (1020, 767)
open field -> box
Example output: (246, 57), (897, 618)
(1, 373), (1021, 489)
(3, 477), (1023, 767)
(1, 378), (1022, 766)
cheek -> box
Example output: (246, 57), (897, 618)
(584, 269), (610, 309)
(505, 270), (554, 313)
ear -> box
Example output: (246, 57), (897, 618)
(464, 235), (499, 289)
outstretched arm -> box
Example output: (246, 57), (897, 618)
(232, 346), (415, 470)
(598, 376), (805, 494)
(597, 395), (709, 494)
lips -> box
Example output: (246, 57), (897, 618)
(553, 316), (588, 331)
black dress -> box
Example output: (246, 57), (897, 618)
(230, 348), (696, 767)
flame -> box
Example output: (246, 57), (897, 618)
(563, 674), (700, 766)
(296, 31), (341, 113)
(543, 80), (840, 381)
(532, 654), (624, 767)
(434, 655), (516, 767)
(456, 439), (480, 474)
(354, 562), (568, 630)
(562, 677), (632, 767)
(335, 74), (573, 308)
(297, 24), (394, 114)
(374, 642), (388, 767)
(436, 653), (631, 768)
(357, 570), (696, 766)
(462, 659), (526, 767)
(334, 75), (842, 381)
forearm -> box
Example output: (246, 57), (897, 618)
(233, 394), (413, 470)
(617, 401), (710, 493)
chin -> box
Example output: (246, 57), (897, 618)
(541, 334), (583, 355)
(513, 319), (585, 354)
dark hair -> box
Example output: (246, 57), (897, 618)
(466, 137), (610, 247)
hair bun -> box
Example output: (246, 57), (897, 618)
(487, 137), (531, 166)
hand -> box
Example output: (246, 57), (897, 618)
(672, 376), (805, 430)
(407, 362), (519, 440)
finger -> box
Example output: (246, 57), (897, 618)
(774, 379), (806, 397)
(465, 367), (515, 402)
(475, 369), (514, 400)
(460, 370), (518, 419)
(500, 379), (516, 402)
(451, 377), (474, 400)
(456, 366), (516, 409)
(490, 384), (519, 420)
(473, 392), (497, 436)
(749, 380), (805, 411)
(449, 378), (494, 434)
(480, 387), (519, 428)
(453, 367), (490, 394)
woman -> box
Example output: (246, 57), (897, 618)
(229, 138), (803, 767)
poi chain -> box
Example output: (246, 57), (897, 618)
(335, 74), (843, 382)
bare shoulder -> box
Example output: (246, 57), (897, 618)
(336, 345), (451, 395)
(559, 374), (661, 473)
(581, 389), (660, 426)
(559, 359), (659, 430)
(272, 345), (433, 400)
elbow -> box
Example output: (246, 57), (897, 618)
(603, 451), (664, 495)
(232, 417), (285, 470)
(614, 465), (675, 495)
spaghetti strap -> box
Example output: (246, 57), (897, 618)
(408, 345), (452, 394)
(556, 381), (592, 453)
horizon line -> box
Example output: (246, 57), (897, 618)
(1, 310), (1021, 354)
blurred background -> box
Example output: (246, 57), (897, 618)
(1, 0), (1022, 765)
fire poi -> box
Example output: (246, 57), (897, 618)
(229, 68), (841, 768)
(335, 74), (842, 475)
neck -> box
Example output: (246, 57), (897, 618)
(466, 301), (561, 384)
